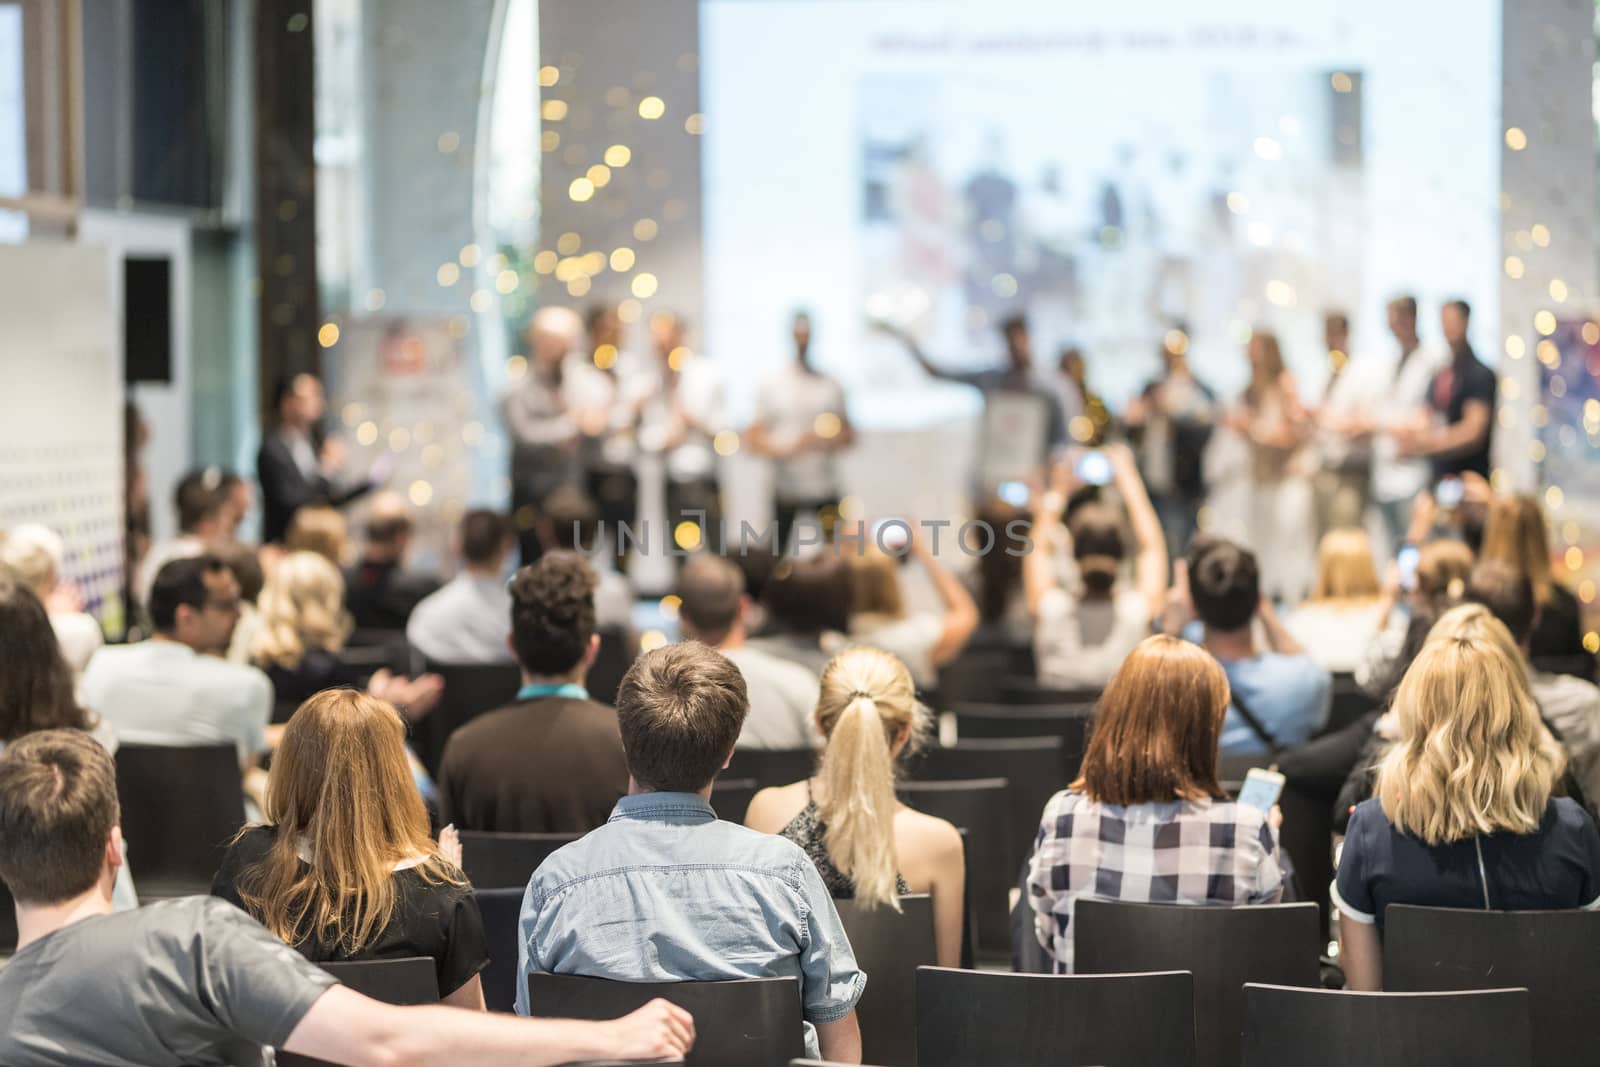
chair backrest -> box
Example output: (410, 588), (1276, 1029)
(525, 973), (804, 1067)
(709, 777), (759, 825)
(723, 747), (818, 790)
(1325, 682), (1373, 735)
(1241, 983), (1531, 1067)
(113, 743), (245, 897)
(1074, 899), (1321, 1067)
(277, 957), (440, 1067)
(952, 703), (1092, 779)
(474, 887), (524, 1012)
(905, 736), (1065, 872)
(586, 626), (637, 707)
(1000, 679), (1104, 706)
(837, 895), (935, 1067)
(896, 778), (1009, 960)
(932, 648), (1021, 709)
(915, 966), (1196, 1067)
(1384, 905), (1600, 1067)
(413, 661), (523, 777)
(459, 830), (583, 889)
(0, 878), (15, 954)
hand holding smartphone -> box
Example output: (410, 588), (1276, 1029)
(1237, 767), (1286, 813)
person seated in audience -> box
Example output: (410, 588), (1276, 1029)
(1163, 538), (1330, 755)
(539, 486), (636, 633)
(251, 550), (442, 719)
(438, 551), (629, 833)
(217, 469), (255, 543)
(1027, 635), (1285, 972)
(0, 523), (103, 678)
(1283, 528), (1386, 674)
(969, 493), (1030, 649)
(1466, 562), (1600, 809)
(516, 642), (865, 1063)
(745, 646), (966, 967)
(217, 539), (267, 665)
(1355, 537), (1474, 699)
(81, 555), (273, 805)
(0, 730), (696, 1066)
(345, 492), (440, 633)
(677, 553), (820, 749)
(1025, 443), (1168, 689)
(285, 504), (349, 566)
(1479, 494), (1592, 666)
(1334, 613), (1600, 991)
(0, 574), (106, 750)
(749, 553), (853, 675)
(406, 508), (517, 665)
(846, 523), (979, 691)
(212, 689), (488, 1008)
(137, 467), (231, 608)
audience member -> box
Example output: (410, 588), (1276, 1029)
(1355, 537), (1474, 699)
(540, 485), (634, 631)
(285, 504), (349, 565)
(516, 642), (864, 1062)
(1479, 494), (1591, 664)
(1164, 539), (1330, 755)
(217, 469), (255, 542)
(212, 690), (488, 1008)
(970, 494), (1030, 648)
(677, 553), (820, 749)
(407, 508), (516, 665)
(750, 553), (853, 675)
(0, 574), (102, 748)
(0, 730), (695, 1066)
(1028, 636), (1285, 971)
(1334, 612), (1600, 990)
(438, 551), (628, 833)
(745, 646), (966, 968)
(345, 492), (439, 632)
(258, 372), (374, 546)
(0, 523), (103, 677)
(217, 539), (267, 664)
(846, 524), (978, 690)
(137, 467), (230, 606)
(1026, 444), (1168, 689)
(1284, 529), (1386, 673)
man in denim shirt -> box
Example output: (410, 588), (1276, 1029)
(516, 641), (866, 1062)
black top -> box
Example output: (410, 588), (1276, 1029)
(256, 428), (372, 545)
(1532, 582), (1590, 662)
(344, 559), (439, 631)
(263, 647), (370, 708)
(779, 796), (911, 900)
(1427, 349), (1496, 479)
(212, 825), (489, 997)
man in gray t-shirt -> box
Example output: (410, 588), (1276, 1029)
(0, 730), (694, 1067)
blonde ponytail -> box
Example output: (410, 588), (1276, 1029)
(814, 647), (926, 910)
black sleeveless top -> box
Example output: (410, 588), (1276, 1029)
(778, 788), (911, 899)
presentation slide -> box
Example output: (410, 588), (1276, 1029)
(701, 0), (1501, 427)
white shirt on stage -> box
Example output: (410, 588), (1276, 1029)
(1372, 343), (1447, 504)
(752, 361), (847, 503)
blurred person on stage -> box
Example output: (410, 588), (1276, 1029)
(1366, 296), (1445, 554)
(257, 372), (377, 546)
(1312, 311), (1382, 537)
(1396, 299), (1495, 482)
(503, 306), (587, 563)
(637, 312), (726, 553)
(566, 304), (648, 559)
(1125, 332), (1216, 564)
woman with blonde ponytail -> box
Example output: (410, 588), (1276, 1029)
(745, 646), (966, 967)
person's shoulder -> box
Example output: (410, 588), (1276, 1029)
(744, 780), (808, 832)
(897, 804), (964, 856)
(1548, 796), (1599, 839)
(1345, 797), (1390, 838)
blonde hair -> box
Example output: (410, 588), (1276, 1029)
(813, 647), (929, 909)
(1309, 528), (1380, 603)
(236, 690), (461, 954)
(286, 506), (348, 565)
(848, 544), (906, 621)
(1479, 496), (1555, 606)
(252, 551), (351, 669)
(0, 525), (63, 594)
(1376, 604), (1564, 845)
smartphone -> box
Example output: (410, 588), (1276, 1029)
(1237, 767), (1286, 813)
(1435, 476), (1465, 510)
(997, 480), (1030, 508)
(1396, 544), (1420, 593)
(873, 518), (910, 552)
(1075, 449), (1113, 487)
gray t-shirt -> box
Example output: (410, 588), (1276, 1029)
(0, 897), (337, 1067)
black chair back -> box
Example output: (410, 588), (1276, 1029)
(1384, 905), (1600, 1067)
(525, 973), (804, 1067)
(952, 703), (1092, 779)
(1074, 900), (1320, 1067)
(1241, 983), (1531, 1067)
(724, 747), (818, 790)
(709, 777), (760, 824)
(915, 966), (1196, 1067)
(0, 879), (15, 954)
(475, 887), (524, 1012)
(896, 778), (1009, 960)
(1324, 680), (1373, 736)
(999, 679), (1103, 706)
(837, 895), (936, 1067)
(278, 957), (440, 1067)
(931, 648), (1021, 709)
(414, 661), (522, 777)
(905, 736), (1064, 872)
(113, 743), (245, 898)
(587, 626), (637, 707)
(460, 831), (583, 889)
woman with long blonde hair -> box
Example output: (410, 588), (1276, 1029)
(1479, 494), (1588, 661)
(1334, 605), (1600, 991)
(211, 689), (488, 1007)
(1284, 528), (1385, 672)
(744, 646), (966, 967)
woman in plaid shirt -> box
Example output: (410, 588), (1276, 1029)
(1027, 635), (1285, 971)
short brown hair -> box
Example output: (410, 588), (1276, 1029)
(0, 730), (119, 903)
(1074, 636), (1229, 806)
(677, 554), (744, 644)
(510, 551), (598, 674)
(616, 642), (748, 792)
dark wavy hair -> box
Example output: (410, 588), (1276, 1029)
(510, 550), (598, 675)
(0, 572), (93, 742)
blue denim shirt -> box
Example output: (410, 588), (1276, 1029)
(515, 791), (866, 1058)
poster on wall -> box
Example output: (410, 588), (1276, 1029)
(1536, 319), (1600, 645)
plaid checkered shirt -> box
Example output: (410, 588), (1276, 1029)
(1027, 789), (1285, 972)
